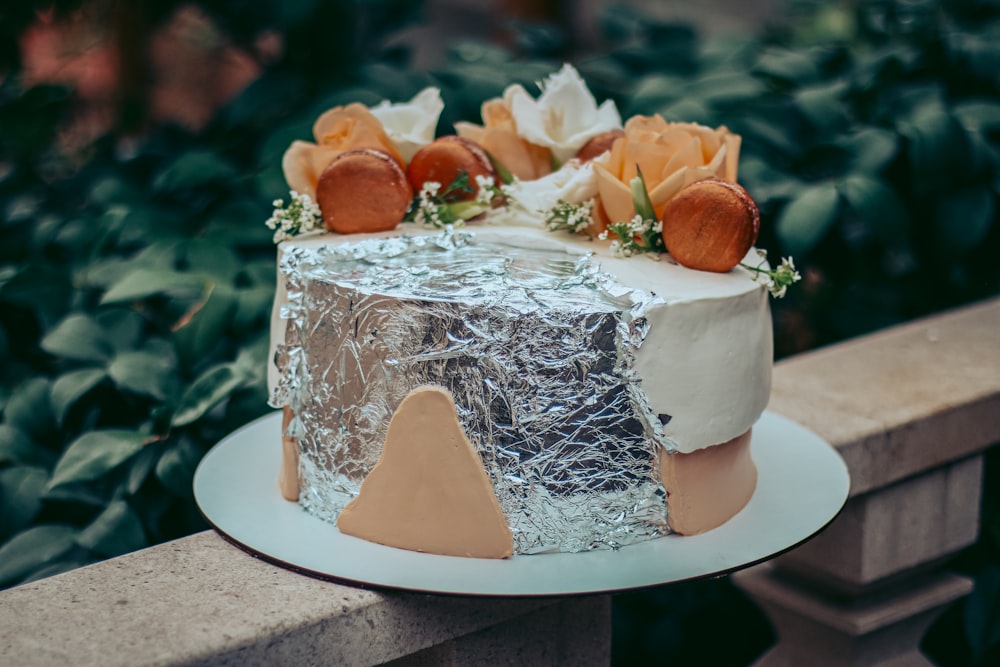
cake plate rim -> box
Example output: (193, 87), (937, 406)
(193, 410), (849, 597)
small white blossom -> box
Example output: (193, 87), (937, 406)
(265, 190), (322, 243)
(742, 253), (801, 298)
(420, 181), (441, 198)
(543, 199), (595, 234)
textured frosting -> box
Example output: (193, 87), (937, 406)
(268, 223), (771, 455)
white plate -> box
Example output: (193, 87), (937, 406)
(193, 411), (849, 596)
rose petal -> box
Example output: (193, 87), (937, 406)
(594, 162), (635, 223)
(661, 136), (705, 179)
(281, 140), (343, 200)
(723, 132), (741, 182)
(456, 122), (551, 181)
(312, 103), (404, 165)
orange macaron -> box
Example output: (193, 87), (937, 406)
(407, 136), (495, 201)
(315, 148), (413, 235)
(660, 178), (760, 273)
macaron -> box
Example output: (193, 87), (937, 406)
(660, 178), (760, 273)
(575, 129), (624, 162)
(315, 148), (413, 234)
(407, 136), (495, 201)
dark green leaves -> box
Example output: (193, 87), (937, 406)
(51, 369), (107, 425)
(108, 348), (176, 401)
(171, 363), (250, 428)
(47, 431), (149, 491)
(0, 525), (79, 587)
(42, 315), (113, 363)
(101, 269), (206, 305)
(76, 500), (147, 558)
(776, 183), (841, 256)
(152, 151), (239, 194)
(932, 187), (995, 257)
(838, 175), (910, 243)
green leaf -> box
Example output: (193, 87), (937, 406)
(953, 100), (1000, 134)
(171, 364), (247, 427)
(124, 443), (162, 495)
(152, 150), (239, 193)
(932, 187), (995, 257)
(0, 524), (79, 586)
(4, 378), (55, 443)
(172, 284), (237, 370)
(0, 263), (73, 327)
(108, 349), (175, 400)
(838, 127), (899, 175)
(51, 368), (107, 425)
(838, 175), (911, 243)
(0, 466), (49, 538)
(47, 430), (149, 490)
(20, 556), (94, 584)
(901, 110), (970, 196)
(0, 425), (52, 467)
(631, 169), (657, 221)
(155, 438), (203, 497)
(793, 81), (850, 131)
(233, 285), (276, 332)
(76, 500), (147, 557)
(40, 314), (112, 363)
(95, 309), (145, 353)
(754, 48), (820, 85)
(101, 268), (206, 305)
(687, 72), (766, 106)
(183, 241), (241, 283)
(776, 182), (842, 256)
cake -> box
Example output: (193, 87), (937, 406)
(266, 65), (799, 558)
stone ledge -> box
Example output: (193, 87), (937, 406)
(769, 298), (1000, 496)
(0, 530), (581, 667)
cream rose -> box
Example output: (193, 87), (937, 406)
(455, 97), (552, 181)
(593, 115), (741, 225)
(281, 103), (408, 200)
(456, 64), (622, 180)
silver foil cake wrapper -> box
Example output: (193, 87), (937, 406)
(271, 229), (672, 553)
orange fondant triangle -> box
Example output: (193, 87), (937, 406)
(337, 386), (514, 558)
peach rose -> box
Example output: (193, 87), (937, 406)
(455, 98), (552, 181)
(282, 103), (404, 200)
(593, 115), (741, 225)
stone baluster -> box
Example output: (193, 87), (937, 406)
(734, 298), (1000, 666)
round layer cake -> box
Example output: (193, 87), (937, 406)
(268, 224), (772, 556)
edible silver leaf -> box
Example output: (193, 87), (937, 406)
(271, 229), (672, 553)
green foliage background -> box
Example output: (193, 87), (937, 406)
(1, 0), (998, 664)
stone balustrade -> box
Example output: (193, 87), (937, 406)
(735, 297), (1000, 666)
(1, 297), (998, 666)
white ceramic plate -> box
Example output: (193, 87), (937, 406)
(193, 411), (849, 596)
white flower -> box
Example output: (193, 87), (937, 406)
(506, 64), (622, 163)
(370, 87), (444, 162)
(265, 190), (322, 243)
(502, 161), (599, 224)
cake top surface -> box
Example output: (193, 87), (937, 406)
(266, 63), (800, 299)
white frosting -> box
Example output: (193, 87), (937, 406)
(268, 220), (772, 454)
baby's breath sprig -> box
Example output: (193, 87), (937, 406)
(406, 171), (507, 229)
(741, 250), (802, 298)
(265, 190), (322, 243)
(544, 199), (594, 234)
(600, 169), (666, 257)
